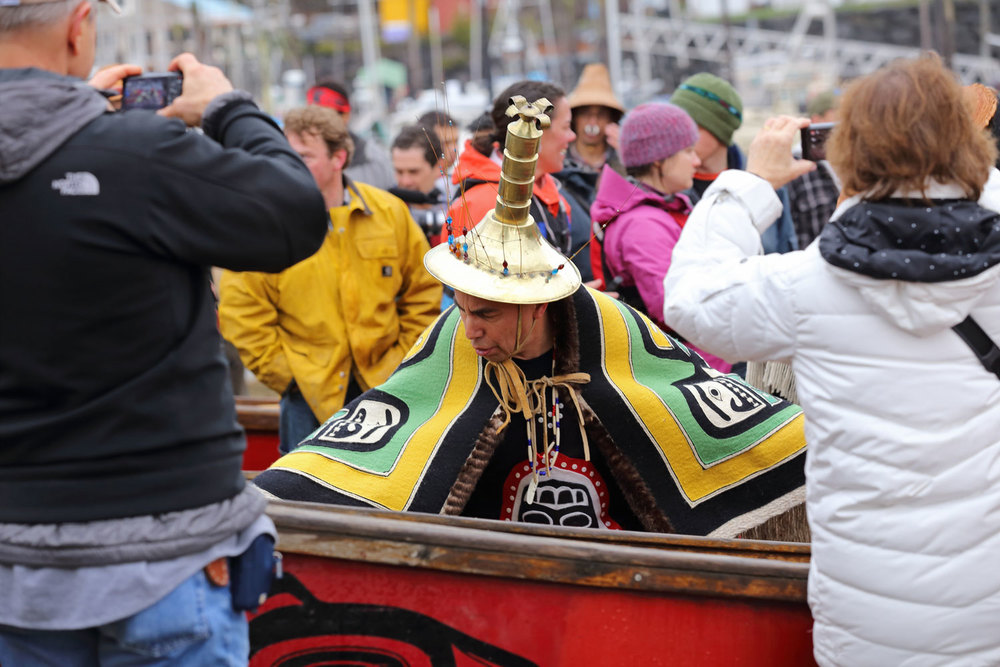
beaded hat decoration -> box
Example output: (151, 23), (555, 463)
(424, 96), (582, 305)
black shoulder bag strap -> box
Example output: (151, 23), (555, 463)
(952, 316), (1000, 380)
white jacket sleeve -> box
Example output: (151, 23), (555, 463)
(663, 170), (800, 364)
(978, 167), (1000, 213)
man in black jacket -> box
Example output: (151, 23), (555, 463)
(0, 0), (328, 662)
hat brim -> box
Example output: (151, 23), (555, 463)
(568, 92), (625, 116)
(424, 213), (581, 305)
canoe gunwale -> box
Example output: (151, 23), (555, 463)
(266, 500), (810, 603)
(236, 398), (280, 432)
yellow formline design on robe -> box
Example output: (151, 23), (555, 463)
(592, 291), (806, 503)
(271, 317), (483, 511)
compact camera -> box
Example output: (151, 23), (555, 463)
(800, 122), (835, 162)
(121, 72), (183, 111)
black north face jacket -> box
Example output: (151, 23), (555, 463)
(0, 68), (328, 523)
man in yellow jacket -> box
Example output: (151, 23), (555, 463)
(220, 106), (442, 452)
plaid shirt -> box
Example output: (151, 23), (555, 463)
(786, 161), (840, 249)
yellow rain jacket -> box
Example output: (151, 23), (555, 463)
(219, 179), (442, 421)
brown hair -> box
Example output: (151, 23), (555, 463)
(392, 123), (441, 167)
(827, 53), (997, 201)
(283, 106), (354, 167)
(489, 80), (565, 146)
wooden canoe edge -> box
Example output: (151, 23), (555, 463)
(236, 397), (279, 432)
(266, 500), (810, 604)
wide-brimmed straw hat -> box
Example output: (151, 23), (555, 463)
(566, 64), (625, 119)
(424, 97), (581, 305)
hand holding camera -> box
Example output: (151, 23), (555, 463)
(160, 53), (233, 126)
(89, 63), (143, 106)
(116, 54), (235, 126)
(746, 115), (817, 191)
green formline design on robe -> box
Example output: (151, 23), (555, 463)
(607, 297), (801, 466)
(295, 308), (462, 474)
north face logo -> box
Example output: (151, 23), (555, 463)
(51, 172), (100, 196)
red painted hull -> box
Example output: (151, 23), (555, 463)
(252, 502), (817, 666)
(244, 431), (281, 471)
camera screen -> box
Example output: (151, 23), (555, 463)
(122, 76), (181, 111)
(802, 123), (834, 162)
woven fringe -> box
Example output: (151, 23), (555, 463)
(740, 499), (811, 543)
(745, 360), (799, 404)
(708, 486), (807, 541)
(738, 362), (807, 541)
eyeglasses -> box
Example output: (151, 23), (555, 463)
(678, 84), (742, 122)
(0, 0), (122, 14)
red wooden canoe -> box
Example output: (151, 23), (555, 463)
(237, 397), (281, 471)
(252, 501), (816, 666)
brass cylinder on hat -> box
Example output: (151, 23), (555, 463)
(493, 199), (532, 225)
(500, 153), (538, 185)
(497, 169), (533, 203)
(422, 97), (582, 305)
(490, 96), (552, 228)
(504, 132), (540, 161)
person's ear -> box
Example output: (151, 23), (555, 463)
(330, 148), (348, 171)
(67, 0), (92, 56)
(647, 160), (662, 184)
(532, 302), (549, 322)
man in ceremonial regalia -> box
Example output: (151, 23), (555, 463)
(255, 97), (808, 538)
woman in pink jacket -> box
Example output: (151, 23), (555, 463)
(591, 103), (729, 372)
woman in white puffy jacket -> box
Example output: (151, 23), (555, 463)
(663, 55), (1000, 667)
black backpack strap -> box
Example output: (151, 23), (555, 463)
(529, 196), (571, 255)
(457, 177), (491, 193)
(952, 316), (1000, 380)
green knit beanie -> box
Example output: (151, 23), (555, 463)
(670, 73), (743, 146)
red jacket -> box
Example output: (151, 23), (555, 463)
(439, 140), (569, 250)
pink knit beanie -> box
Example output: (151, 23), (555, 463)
(620, 102), (699, 168)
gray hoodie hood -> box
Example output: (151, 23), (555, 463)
(0, 68), (111, 184)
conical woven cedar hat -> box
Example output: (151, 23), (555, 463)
(424, 96), (582, 305)
(567, 63), (625, 116)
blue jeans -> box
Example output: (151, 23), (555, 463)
(279, 388), (320, 454)
(0, 570), (248, 666)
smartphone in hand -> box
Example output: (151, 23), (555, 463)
(121, 73), (183, 111)
(801, 122), (835, 162)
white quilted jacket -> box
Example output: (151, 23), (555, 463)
(663, 170), (1000, 667)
